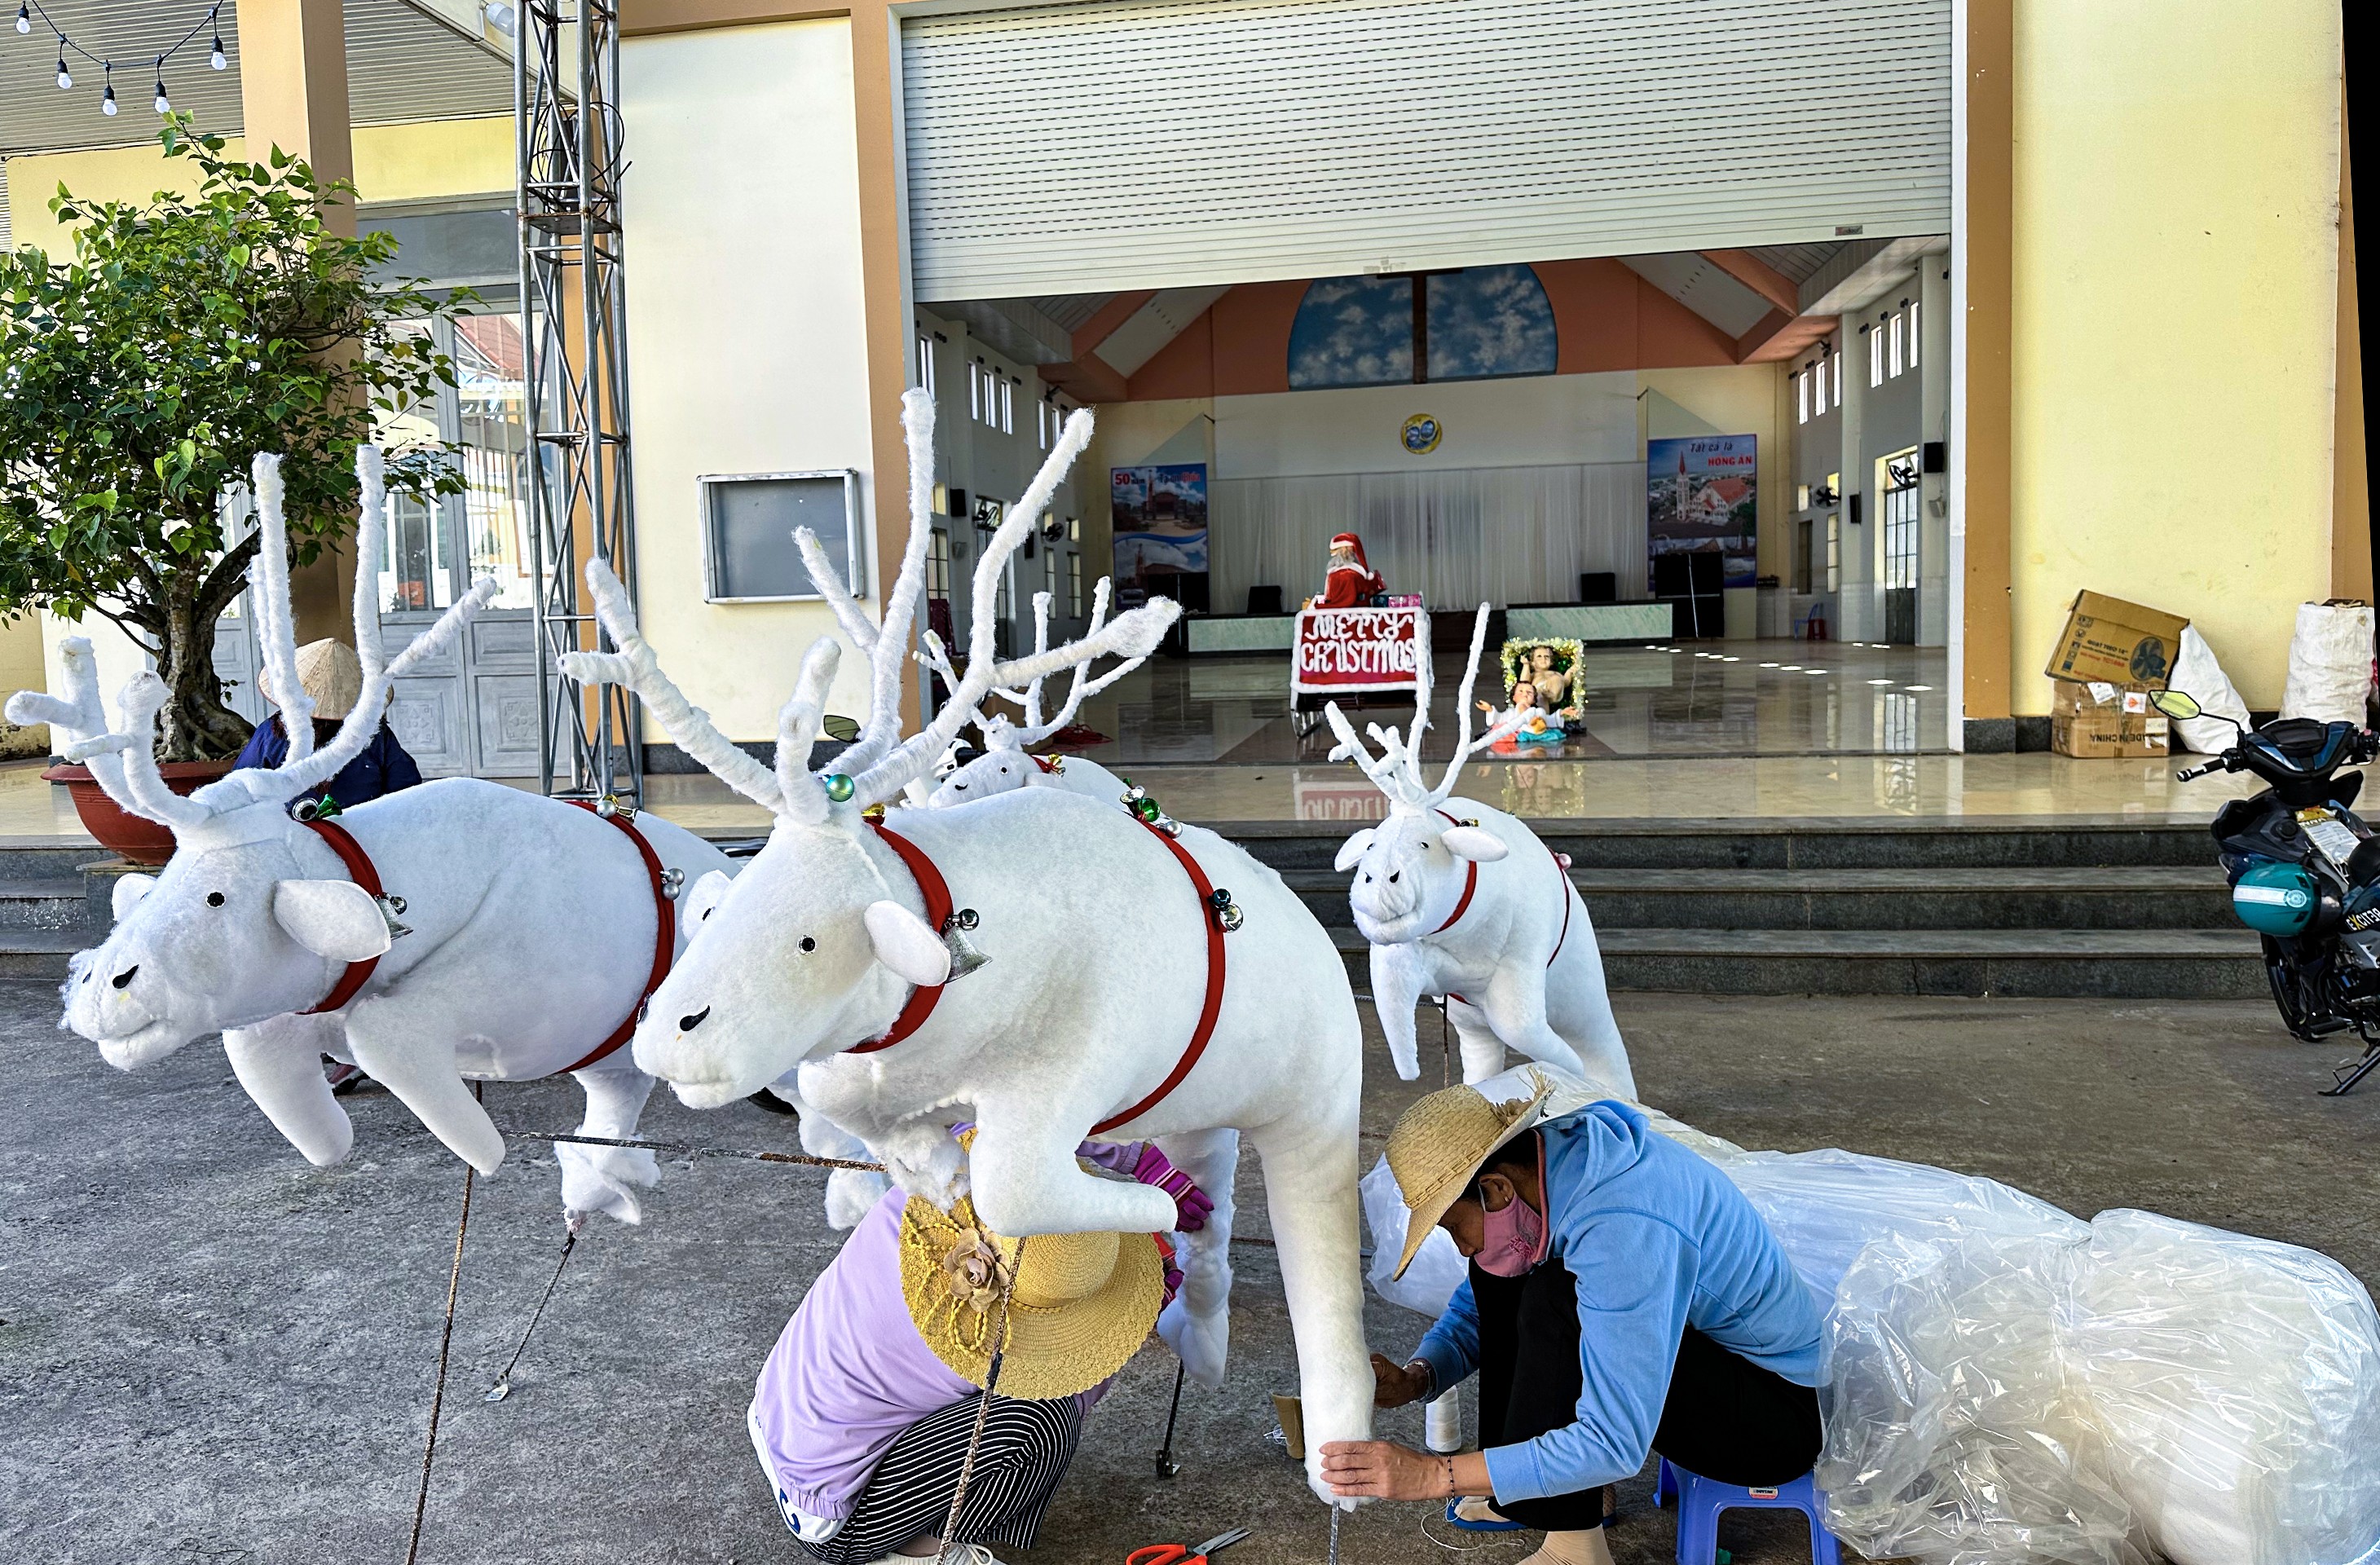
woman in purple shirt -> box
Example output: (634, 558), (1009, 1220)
(750, 1140), (1211, 1565)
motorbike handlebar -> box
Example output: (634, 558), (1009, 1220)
(2176, 761), (2221, 782)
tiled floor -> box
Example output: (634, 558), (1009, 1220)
(6, 637), (2256, 840)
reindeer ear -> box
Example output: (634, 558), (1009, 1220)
(271, 879), (392, 962)
(684, 869), (733, 925)
(111, 873), (158, 921)
(865, 900), (952, 988)
(1439, 827), (1510, 863)
(1333, 828), (1377, 872)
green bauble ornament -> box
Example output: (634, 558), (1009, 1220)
(822, 773), (856, 803)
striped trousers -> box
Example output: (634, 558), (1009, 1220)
(793, 1394), (1084, 1565)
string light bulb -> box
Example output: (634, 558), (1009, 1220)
(209, 5), (224, 68)
(152, 68), (169, 114)
(15, 3), (29, 35)
(101, 64), (117, 116)
(209, 36), (224, 68)
(55, 53), (70, 90)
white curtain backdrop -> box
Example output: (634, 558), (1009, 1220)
(1209, 462), (1649, 612)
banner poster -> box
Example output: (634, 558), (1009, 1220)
(1293, 605), (1424, 695)
(1647, 434), (1757, 589)
(1111, 463), (1208, 597)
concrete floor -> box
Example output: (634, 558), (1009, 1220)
(5, 984), (2375, 1565)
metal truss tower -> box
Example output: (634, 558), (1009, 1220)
(518, 0), (641, 803)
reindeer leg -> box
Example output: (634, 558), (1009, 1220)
(559, 1059), (659, 1225)
(769, 1076), (887, 1229)
(1368, 944), (1426, 1081)
(1153, 1126), (1238, 1389)
(1473, 973), (1594, 1090)
(342, 1007), (506, 1175)
(1248, 1106), (1373, 1508)
(1444, 997), (1506, 1085)
(223, 1012), (354, 1167)
(966, 1104), (1175, 1237)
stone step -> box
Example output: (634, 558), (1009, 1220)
(1285, 865), (2236, 932)
(1330, 925), (2265, 999)
(1227, 818), (2217, 871)
(0, 926), (91, 978)
(0, 875), (104, 932)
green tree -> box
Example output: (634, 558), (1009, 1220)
(0, 119), (468, 760)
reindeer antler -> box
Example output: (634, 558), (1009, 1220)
(248, 454), (316, 764)
(1324, 604), (1517, 809)
(3, 637), (187, 827)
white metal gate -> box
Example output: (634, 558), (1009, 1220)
(901, 0), (1954, 301)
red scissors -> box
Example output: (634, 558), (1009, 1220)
(1129, 1527), (1251, 1565)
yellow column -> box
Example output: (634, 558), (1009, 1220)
(239, 0), (361, 641)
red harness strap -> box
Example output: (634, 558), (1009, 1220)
(848, 816), (1228, 1135)
(850, 819), (954, 1053)
(1091, 821), (1228, 1136)
(1441, 836), (1575, 1010)
(1030, 753), (1057, 774)
(299, 818), (386, 1015)
(1430, 809), (1481, 934)
(561, 803), (678, 1073)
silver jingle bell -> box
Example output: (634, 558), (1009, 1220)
(942, 923), (992, 981)
(659, 866), (686, 899)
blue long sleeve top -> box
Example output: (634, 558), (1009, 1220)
(1413, 1100), (1825, 1505)
(232, 716), (425, 811)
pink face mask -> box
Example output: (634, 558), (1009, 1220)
(1474, 1185), (1545, 1277)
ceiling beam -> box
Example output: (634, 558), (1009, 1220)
(1698, 249), (1800, 317)
(1737, 311), (1837, 364)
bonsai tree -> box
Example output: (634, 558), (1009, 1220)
(0, 119), (468, 760)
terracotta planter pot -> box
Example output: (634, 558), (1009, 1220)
(43, 760), (236, 866)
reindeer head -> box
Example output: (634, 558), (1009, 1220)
(564, 390), (1177, 1106)
(15, 449), (496, 1067)
(925, 580), (1134, 808)
(1325, 606), (1518, 943)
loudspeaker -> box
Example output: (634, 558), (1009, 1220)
(1579, 572), (1617, 604)
(1687, 552), (1725, 593)
(1651, 555), (1691, 597)
(1247, 584), (1284, 615)
(1922, 440), (1948, 474)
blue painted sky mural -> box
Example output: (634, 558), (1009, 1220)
(1286, 265), (1557, 389)
(1286, 275), (1413, 389)
(1426, 266), (1558, 381)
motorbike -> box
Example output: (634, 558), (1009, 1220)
(2154, 688), (2380, 1094)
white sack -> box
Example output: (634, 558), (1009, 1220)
(2281, 602), (2375, 725)
(1360, 1154), (1469, 1319)
(2171, 624), (2255, 754)
(2070, 1210), (2380, 1565)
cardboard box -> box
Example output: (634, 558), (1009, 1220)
(2045, 591), (2190, 688)
(2052, 679), (2172, 758)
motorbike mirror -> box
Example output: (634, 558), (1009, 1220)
(2150, 688), (2203, 721)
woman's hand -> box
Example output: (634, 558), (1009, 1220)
(1320, 1439), (1459, 1501)
(1368, 1352), (1431, 1408)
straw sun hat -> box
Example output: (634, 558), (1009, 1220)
(899, 1189), (1169, 1400)
(293, 639), (364, 721)
(1386, 1068), (1558, 1279)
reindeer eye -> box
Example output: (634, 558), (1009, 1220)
(206, 891), (226, 907)
(800, 937), (817, 953)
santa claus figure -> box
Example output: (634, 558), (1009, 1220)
(1316, 531), (1385, 608)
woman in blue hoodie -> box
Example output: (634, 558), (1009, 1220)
(1320, 1076), (1826, 1565)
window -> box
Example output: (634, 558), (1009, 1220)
(1826, 514), (1840, 593)
(1795, 517), (1814, 593)
(999, 377), (1014, 434)
(1831, 348), (1843, 401)
(699, 470), (865, 602)
(1869, 324), (1884, 387)
(968, 362), (982, 422)
(1906, 300), (1919, 368)
(1813, 356), (1828, 414)
(1286, 265), (1557, 388)
(915, 332), (937, 395)
(1796, 370), (1808, 424)
(1068, 550), (1084, 618)
(1889, 310), (1904, 377)
(1037, 399), (1051, 451)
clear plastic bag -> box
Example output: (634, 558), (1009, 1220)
(2070, 1210), (2380, 1565)
(1360, 1153), (1467, 1319)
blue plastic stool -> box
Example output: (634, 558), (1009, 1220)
(1654, 1458), (1843, 1565)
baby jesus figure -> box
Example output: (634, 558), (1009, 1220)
(1523, 643), (1573, 709)
(1478, 677), (1581, 742)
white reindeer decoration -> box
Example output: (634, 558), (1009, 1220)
(1325, 606), (1636, 1098)
(9, 448), (734, 1223)
(924, 584), (1135, 809)
(562, 390), (1376, 1505)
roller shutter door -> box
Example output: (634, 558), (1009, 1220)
(902, 0), (1951, 302)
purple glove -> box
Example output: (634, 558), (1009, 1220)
(1131, 1142), (1214, 1233)
(1156, 1232), (1183, 1307)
